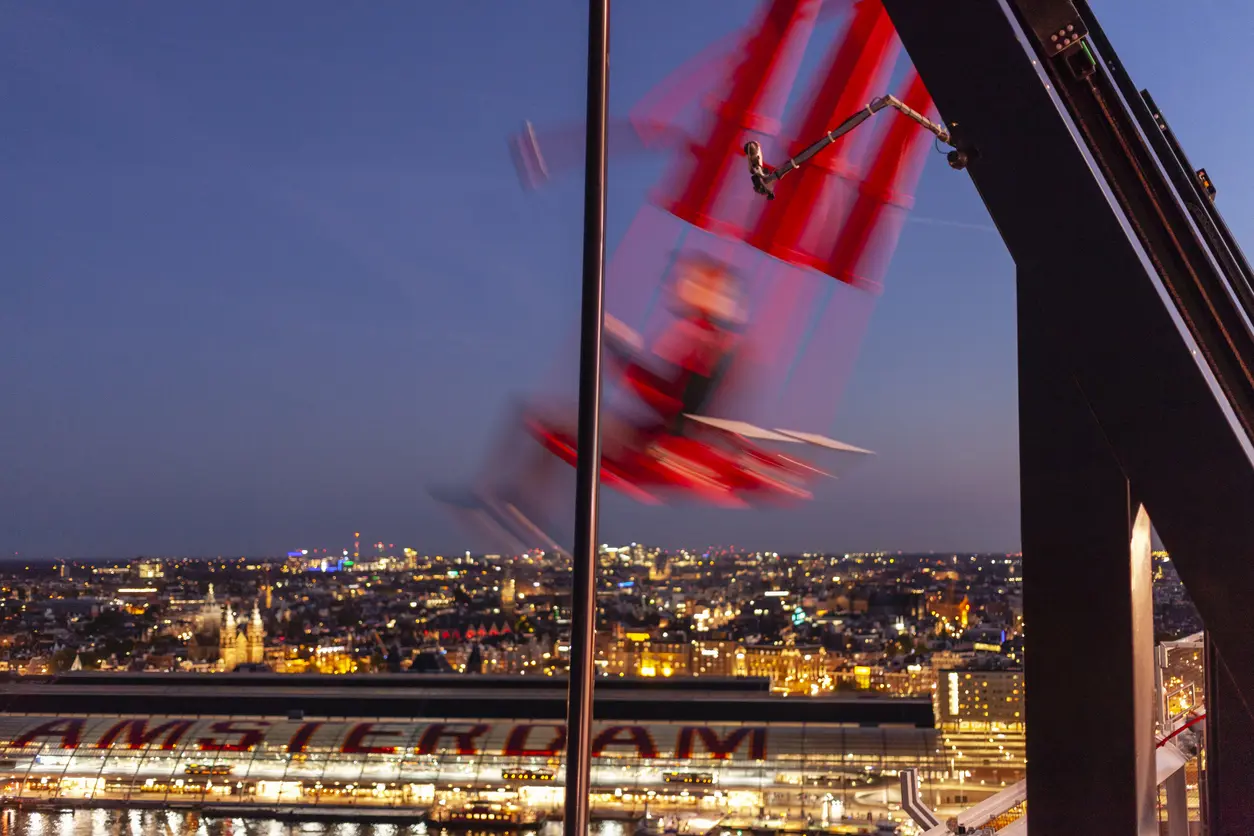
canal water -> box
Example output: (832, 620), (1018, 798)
(0, 810), (635, 836)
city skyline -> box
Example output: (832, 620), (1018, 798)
(3, 545), (1026, 562)
(3, 0), (1251, 557)
(0, 521), (1201, 826)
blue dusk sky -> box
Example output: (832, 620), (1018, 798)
(1, 0), (1250, 557)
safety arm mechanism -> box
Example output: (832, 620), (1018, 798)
(745, 94), (964, 200)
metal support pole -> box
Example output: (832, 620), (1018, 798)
(1165, 767), (1189, 836)
(563, 1), (609, 835)
(1018, 262), (1158, 836)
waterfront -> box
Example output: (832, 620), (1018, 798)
(0, 809), (638, 836)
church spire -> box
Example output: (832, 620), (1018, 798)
(245, 600), (266, 665)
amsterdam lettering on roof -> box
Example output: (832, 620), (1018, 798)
(3, 717), (768, 761)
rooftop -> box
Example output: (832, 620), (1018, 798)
(0, 672), (934, 726)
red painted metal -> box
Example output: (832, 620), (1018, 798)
(511, 4), (860, 190)
(819, 70), (935, 291)
(1157, 712), (1206, 748)
(748, 0), (899, 267)
(524, 414), (815, 508)
(663, 0), (824, 239)
(728, 1), (901, 385)
(482, 0), (947, 518)
(631, 1), (856, 144)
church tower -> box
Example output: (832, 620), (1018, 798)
(220, 605), (239, 670)
(246, 601), (266, 664)
(195, 583), (219, 633)
(501, 575), (517, 613)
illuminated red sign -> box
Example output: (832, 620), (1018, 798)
(197, 720), (271, 752)
(13, 719), (85, 750)
(286, 721), (324, 754)
(342, 722), (406, 755)
(591, 726), (658, 759)
(6, 717), (770, 761)
(676, 726), (767, 760)
(502, 724), (565, 757)
(414, 723), (490, 756)
(96, 719), (194, 751)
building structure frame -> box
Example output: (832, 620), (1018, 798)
(879, 0), (1254, 832)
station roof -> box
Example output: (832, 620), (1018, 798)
(0, 714), (940, 764)
(0, 673), (934, 727)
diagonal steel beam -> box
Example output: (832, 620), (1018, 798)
(880, 0), (1254, 830)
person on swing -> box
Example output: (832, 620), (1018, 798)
(432, 252), (750, 554)
(604, 251), (749, 444)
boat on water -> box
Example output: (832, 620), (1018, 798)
(429, 801), (544, 829)
(636, 813), (722, 836)
(711, 815), (901, 835)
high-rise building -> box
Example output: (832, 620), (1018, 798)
(936, 668), (1023, 729)
(934, 666), (1025, 779)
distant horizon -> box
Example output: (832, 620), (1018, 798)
(0, 547), (1026, 564)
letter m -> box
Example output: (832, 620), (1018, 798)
(676, 726), (767, 761)
(97, 719), (195, 750)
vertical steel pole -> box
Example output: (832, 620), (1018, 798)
(563, 1), (609, 835)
